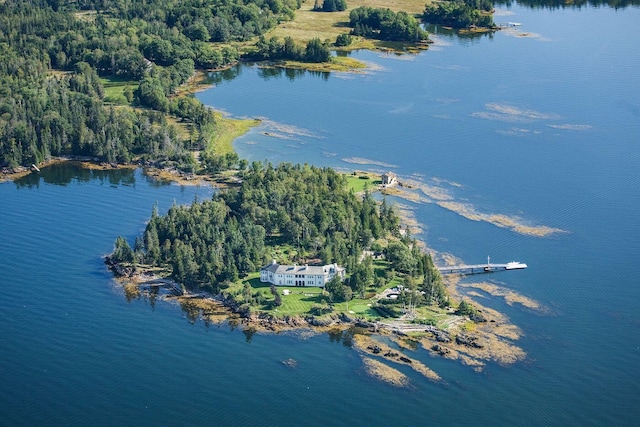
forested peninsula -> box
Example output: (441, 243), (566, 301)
(0, 0), (438, 176)
(0, 0), (293, 174)
(108, 165), (448, 316)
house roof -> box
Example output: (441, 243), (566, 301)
(261, 262), (343, 276)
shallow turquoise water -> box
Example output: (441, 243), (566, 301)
(1, 4), (639, 426)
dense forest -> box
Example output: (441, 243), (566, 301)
(252, 36), (332, 63)
(0, 0), (299, 170)
(423, 0), (495, 29)
(111, 164), (447, 308)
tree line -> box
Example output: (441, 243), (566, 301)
(349, 6), (429, 42)
(423, 0), (495, 29)
(0, 0), (300, 170)
(313, 0), (347, 12)
(252, 36), (332, 63)
(112, 163), (448, 311)
(112, 163), (401, 292)
(0, 53), (199, 169)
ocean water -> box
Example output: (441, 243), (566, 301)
(1, 4), (639, 426)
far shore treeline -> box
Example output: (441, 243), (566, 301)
(112, 163), (447, 309)
(0, 0), (513, 172)
(0, 0), (301, 170)
(0, 0), (429, 171)
(4, 0), (632, 171)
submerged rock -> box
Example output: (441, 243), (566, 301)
(282, 358), (297, 368)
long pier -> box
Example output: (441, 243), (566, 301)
(437, 257), (527, 276)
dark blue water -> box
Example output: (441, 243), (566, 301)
(1, 4), (639, 426)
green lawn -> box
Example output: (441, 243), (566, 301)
(100, 76), (137, 105)
(226, 258), (429, 321)
(273, 287), (325, 316)
(344, 174), (382, 193)
(234, 274), (384, 318)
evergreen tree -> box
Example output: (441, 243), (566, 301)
(113, 236), (134, 263)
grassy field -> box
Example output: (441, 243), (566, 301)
(209, 113), (261, 156)
(223, 257), (409, 320)
(345, 172), (382, 193)
(100, 76), (137, 105)
(267, 0), (430, 49)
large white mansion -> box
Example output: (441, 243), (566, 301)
(259, 260), (346, 287)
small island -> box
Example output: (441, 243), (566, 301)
(106, 165), (533, 385)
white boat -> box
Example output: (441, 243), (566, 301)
(507, 22), (522, 27)
(505, 261), (527, 270)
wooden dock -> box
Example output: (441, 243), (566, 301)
(437, 257), (527, 276)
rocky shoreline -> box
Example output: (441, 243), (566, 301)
(105, 253), (534, 385)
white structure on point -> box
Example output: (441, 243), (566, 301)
(260, 260), (346, 287)
(381, 172), (397, 187)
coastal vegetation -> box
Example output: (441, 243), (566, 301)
(112, 164), (399, 287)
(423, 0), (495, 29)
(264, 0), (433, 55)
(251, 36), (332, 62)
(110, 163), (453, 324)
(0, 0), (278, 171)
(349, 6), (428, 42)
(0, 0), (436, 173)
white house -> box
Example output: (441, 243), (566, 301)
(260, 260), (346, 287)
(381, 172), (397, 187)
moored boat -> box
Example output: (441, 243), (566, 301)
(505, 261), (527, 270)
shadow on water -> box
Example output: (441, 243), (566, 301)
(425, 24), (496, 45)
(327, 326), (369, 348)
(13, 162), (184, 190)
(494, 0), (640, 9)
(141, 169), (174, 188)
(257, 66), (330, 82)
(205, 64), (243, 86)
(207, 62), (330, 84)
(14, 163), (137, 188)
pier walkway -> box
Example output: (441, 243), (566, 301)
(437, 257), (527, 276)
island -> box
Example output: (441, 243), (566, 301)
(105, 165), (536, 385)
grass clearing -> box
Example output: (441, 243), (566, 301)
(165, 116), (193, 141)
(100, 76), (137, 105)
(209, 112), (261, 156)
(233, 274), (383, 318)
(267, 0), (430, 50)
(281, 55), (368, 72)
(344, 172), (382, 193)
(274, 287), (325, 316)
